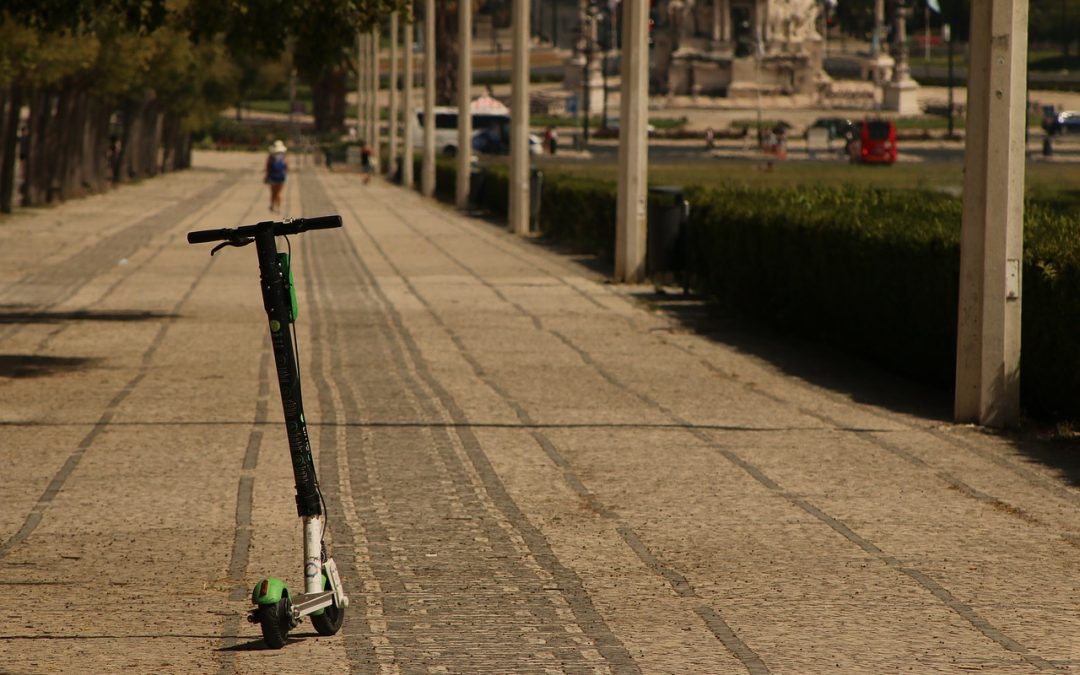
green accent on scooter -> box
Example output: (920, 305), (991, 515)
(278, 252), (298, 321)
(252, 577), (288, 605)
(311, 575), (330, 616)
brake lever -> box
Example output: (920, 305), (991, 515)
(209, 236), (254, 256)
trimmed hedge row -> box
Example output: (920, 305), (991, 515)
(425, 162), (1080, 421)
(685, 185), (962, 388)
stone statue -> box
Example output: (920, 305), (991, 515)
(787, 0), (821, 43)
(767, 0), (819, 48)
(668, 0), (697, 51)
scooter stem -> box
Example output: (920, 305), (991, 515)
(254, 226), (322, 518)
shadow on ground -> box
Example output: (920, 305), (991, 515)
(0, 355), (97, 378)
(635, 291), (954, 422)
(637, 291), (1080, 489)
(218, 632), (319, 651)
(0, 307), (172, 324)
(477, 215), (1080, 487)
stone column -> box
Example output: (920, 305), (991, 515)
(422, 0), (436, 198)
(954, 0), (1029, 427)
(872, 0), (885, 55)
(360, 34), (369, 142)
(403, 16), (415, 189)
(389, 12), (399, 177)
(615, 0), (648, 282)
(370, 26), (380, 173)
(457, 0), (473, 209)
(509, 0), (530, 234)
(883, 1), (919, 114)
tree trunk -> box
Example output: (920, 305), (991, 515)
(114, 101), (133, 183)
(312, 66), (347, 132)
(52, 83), (78, 202)
(64, 89), (92, 199)
(160, 112), (177, 172)
(436, 3), (459, 105)
(86, 99), (112, 193)
(80, 96), (107, 194)
(0, 84), (18, 214)
(24, 87), (52, 206)
(116, 97), (152, 183)
(174, 128), (191, 170)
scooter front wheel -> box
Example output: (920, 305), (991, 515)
(259, 597), (291, 648)
(311, 580), (345, 636)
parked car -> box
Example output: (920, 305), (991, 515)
(1046, 111), (1080, 136)
(806, 117), (855, 141)
(853, 118), (897, 164)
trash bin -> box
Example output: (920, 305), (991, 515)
(647, 186), (691, 291)
(529, 168), (543, 231)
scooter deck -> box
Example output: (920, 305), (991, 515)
(291, 591), (335, 618)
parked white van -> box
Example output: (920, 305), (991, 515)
(413, 107), (541, 156)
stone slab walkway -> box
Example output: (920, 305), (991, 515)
(1, 151), (1078, 673)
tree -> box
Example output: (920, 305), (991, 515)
(184, 0), (412, 132)
(0, 1), (239, 212)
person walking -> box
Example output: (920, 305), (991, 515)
(360, 142), (373, 185)
(544, 126), (558, 155)
(265, 139), (288, 212)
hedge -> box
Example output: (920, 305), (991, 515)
(422, 162), (1080, 421)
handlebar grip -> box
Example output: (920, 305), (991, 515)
(299, 215), (343, 231)
(187, 228), (230, 244)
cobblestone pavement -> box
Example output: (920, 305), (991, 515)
(2, 151), (1079, 674)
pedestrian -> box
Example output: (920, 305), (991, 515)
(771, 124), (788, 160)
(543, 125), (558, 155)
(360, 142), (373, 185)
(704, 126), (715, 150)
(843, 128), (857, 161)
(265, 139), (287, 212)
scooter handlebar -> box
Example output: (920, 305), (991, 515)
(186, 215), (343, 245)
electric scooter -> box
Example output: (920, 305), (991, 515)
(187, 215), (349, 649)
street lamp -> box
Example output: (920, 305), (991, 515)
(582, 5), (598, 146)
(944, 22), (955, 139)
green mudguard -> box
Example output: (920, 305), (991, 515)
(251, 577), (288, 605)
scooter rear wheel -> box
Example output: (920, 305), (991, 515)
(259, 597), (291, 649)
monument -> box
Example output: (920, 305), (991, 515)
(650, 0), (829, 100)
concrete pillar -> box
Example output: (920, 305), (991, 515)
(422, 0), (436, 198)
(509, 0), (530, 234)
(365, 33), (374, 147)
(370, 26), (381, 173)
(389, 12), (399, 177)
(457, 0), (474, 209)
(403, 16), (415, 189)
(954, 0), (1029, 428)
(615, 0), (648, 283)
(720, 0), (731, 42)
(358, 34), (366, 143)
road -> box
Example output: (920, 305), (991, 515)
(2, 152), (1080, 673)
